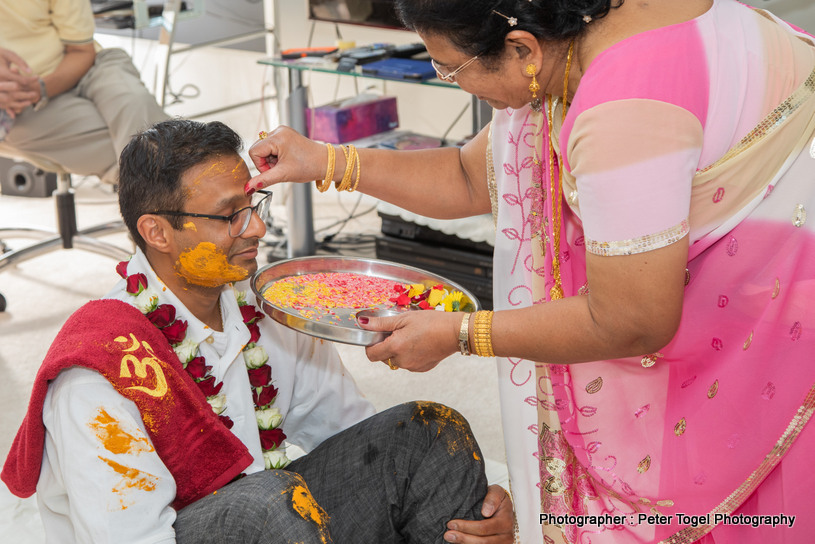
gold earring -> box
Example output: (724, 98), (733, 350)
(526, 63), (542, 112)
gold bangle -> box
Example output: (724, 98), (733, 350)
(336, 144), (356, 192)
(472, 310), (495, 357)
(349, 147), (361, 192)
(315, 143), (335, 193)
(458, 312), (472, 356)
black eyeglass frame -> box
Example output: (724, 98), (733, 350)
(151, 190), (273, 238)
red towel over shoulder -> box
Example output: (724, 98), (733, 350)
(1, 299), (254, 510)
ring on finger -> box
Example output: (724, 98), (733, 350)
(386, 358), (398, 371)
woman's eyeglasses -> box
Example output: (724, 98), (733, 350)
(431, 55), (479, 82)
(153, 190), (273, 238)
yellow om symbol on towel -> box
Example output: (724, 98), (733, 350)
(114, 333), (168, 398)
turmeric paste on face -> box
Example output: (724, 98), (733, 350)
(176, 242), (248, 287)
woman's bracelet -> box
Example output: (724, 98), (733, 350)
(472, 310), (495, 357)
(315, 143), (335, 193)
(336, 144), (357, 192)
(458, 312), (472, 356)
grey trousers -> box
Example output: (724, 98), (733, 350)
(174, 402), (488, 544)
(0, 48), (168, 183)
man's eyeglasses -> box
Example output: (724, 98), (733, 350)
(153, 190), (273, 238)
(431, 54), (479, 82)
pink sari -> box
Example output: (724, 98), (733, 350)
(489, 2), (815, 542)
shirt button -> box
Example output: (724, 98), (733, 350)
(205, 336), (214, 344)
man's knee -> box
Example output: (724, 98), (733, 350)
(393, 401), (483, 461)
(226, 470), (333, 543)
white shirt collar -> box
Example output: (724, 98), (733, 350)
(116, 249), (251, 355)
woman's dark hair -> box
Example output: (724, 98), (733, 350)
(396, 0), (623, 61)
(118, 119), (243, 251)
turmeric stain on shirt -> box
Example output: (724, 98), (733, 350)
(283, 482), (331, 544)
(98, 456), (160, 509)
(89, 408), (154, 455)
(176, 241), (248, 287)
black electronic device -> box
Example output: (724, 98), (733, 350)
(91, 0), (133, 14)
(308, 0), (403, 30)
(343, 48), (390, 64)
(336, 57), (358, 72)
(391, 42), (427, 58)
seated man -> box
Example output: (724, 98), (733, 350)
(0, 0), (167, 182)
(2, 119), (513, 543)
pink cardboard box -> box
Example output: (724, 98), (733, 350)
(306, 96), (399, 144)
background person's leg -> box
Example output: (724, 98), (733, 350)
(0, 48), (167, 184)
(288, 401), (488, 544)
(0, 89), (117, 180)
(175, 469), (333, 544)
(76, 48), (168, 164)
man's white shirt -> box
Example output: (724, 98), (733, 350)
(36, 249), (375, 543)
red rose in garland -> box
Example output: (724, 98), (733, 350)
(161, 319), (188, 344)
(259, 428), (287, 450)
(121, 260), (290, 470)
(146, 304), (176, 328)
(247, 365), (272, 388)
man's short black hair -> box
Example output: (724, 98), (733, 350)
(118, 119), (244, 251)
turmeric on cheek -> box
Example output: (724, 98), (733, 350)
(176, 242), (248, 287)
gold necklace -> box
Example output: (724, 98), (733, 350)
(546, 40), (574, 301)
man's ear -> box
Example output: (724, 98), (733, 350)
(137, 214), (175, 254)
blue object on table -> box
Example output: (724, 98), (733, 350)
(361, 58), (437, 81)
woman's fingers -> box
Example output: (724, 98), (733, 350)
(246, 126), (325, 193)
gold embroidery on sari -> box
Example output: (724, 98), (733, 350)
(674, 417), (687, 436)
(743, 331), (754, 350)
(641, 352), (663, 368)
(486, 120), (498, 227)
(707, 380), (719, 399)
(585, 220), (689, 257)
(585, 376), (603, 394)
(697, 66), (815, 174)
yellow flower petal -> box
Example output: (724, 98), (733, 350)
(426, 288), (447, 307)
(407, 284), (426, 298)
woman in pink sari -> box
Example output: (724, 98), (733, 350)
(248, 1), (815, 542)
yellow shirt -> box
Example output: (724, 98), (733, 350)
(0, 0), (95, 76)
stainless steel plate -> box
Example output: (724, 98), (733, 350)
(251, 256), (481, 346)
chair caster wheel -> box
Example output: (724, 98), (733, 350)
(0, 293), (6, 312)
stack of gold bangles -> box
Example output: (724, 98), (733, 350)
(316, 143), (361, 193)
(472, 310), (495, 357)
(461, 310), (495, 357)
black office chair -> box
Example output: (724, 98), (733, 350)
(0, 154), (132, 312)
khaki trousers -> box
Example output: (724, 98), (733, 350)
(0, 48), (168, 183)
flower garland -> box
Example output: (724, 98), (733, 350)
(116, 260), (290, 470)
